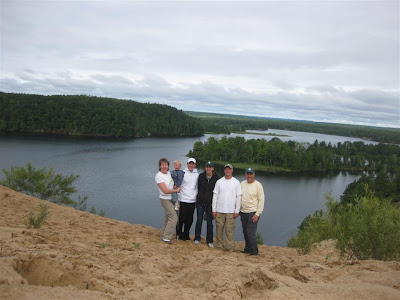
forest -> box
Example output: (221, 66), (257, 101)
(186, 111), (400, 144)
(188, 136), (400, 173)
(0, 92), (203, 137)
(340, 171), (400, 204)
(1, 92), (399, 143)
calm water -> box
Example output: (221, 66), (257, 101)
(0, 131), (367, 246)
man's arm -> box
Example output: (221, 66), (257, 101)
(255, 183), (265, 217)
(233, 194), (241, 218)
(212, 193), (218, 218)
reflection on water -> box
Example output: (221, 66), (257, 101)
(0, 132), (364, 246)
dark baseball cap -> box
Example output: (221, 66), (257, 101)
(245, 167), (255, 174)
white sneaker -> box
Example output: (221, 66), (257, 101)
(207, 243), (214, 248)
(194, 240), (200, 245)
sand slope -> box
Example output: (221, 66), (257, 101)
(0, 185), (399, 299)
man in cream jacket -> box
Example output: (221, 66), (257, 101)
(240, 167), (265, 256)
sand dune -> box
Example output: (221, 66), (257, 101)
(0, 185), (399, 299)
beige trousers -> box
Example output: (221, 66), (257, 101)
(160, 199), (178, 240)
(215, 212), (236, 251)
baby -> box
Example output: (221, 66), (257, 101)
(170, 160), (185, 210)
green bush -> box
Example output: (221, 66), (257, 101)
(1, 162), (78, 205)
(24, 203), (49, 229)
(287, 207), (333, 254)
(256, 233), (264, 245)
(333, 189), (400, 261)
(1, 162), (105, 216)
(288, 187), (400, 261)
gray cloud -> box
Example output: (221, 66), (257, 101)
(1, 0), (399, 128)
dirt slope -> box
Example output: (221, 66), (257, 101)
(0, 185), (399, 299)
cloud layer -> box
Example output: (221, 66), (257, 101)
(1, 1), (399, 128)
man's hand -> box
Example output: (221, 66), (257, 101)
(233, 213), (239, 219)
(252, 214), (259, 223)
(212, 212), (217, 219)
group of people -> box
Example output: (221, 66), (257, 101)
(155, 157), (265, 256)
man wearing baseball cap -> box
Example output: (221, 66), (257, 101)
(194, 161), (220, 247)
(212, 163), (242, 251)
(177, 157), (199, 240)
(240, 167), (265, 256)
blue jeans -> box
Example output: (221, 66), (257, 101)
(171, 192), (178, 202)
(194, 203), (213, 244)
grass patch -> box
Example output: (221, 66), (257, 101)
(256, 233), (264, 245)
(24, 203), (49, 229)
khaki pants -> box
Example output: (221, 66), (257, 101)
(160, 199), (178, 240)
(215, 212), (236, 251)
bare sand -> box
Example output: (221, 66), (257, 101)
(1, 185), (399, 299)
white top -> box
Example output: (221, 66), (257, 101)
(212, 176), (242, 213)
(155, 171), (174, 200)
(178, 167), (199, 203)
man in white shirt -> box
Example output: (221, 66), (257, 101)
(177, 157), (199, 240)
(212, 164), (241, 251)
(240, 167), (265, 256)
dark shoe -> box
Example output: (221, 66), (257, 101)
(242, 250), (250, 254)
(182, 236), (191, 241)
(249, 253), (258, 256)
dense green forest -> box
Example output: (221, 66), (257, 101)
(188, 136), (400, 172)
(0, 92), (203, 137)
(186, 111), (400, 144)
(340, 170), (400, 204)
(2, 92), (399, 142)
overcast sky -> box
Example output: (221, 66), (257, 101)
(1, 1), (399, 128)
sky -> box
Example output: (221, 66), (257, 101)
(1, 0), (399, 128)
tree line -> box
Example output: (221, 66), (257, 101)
(188, 136), (400, 172)
(340, 170), (400, 204)
(186, 111), (400, 144)
(1, 92), (399, 143)
(0, 92), (204, 137)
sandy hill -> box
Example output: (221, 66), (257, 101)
(0, 185), (399, 300)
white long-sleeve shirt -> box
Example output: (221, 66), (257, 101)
(212, 176), (242, 214)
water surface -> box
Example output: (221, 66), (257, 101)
(0, 131), (364, 246)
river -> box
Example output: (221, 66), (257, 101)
(0, 130), (373, 246)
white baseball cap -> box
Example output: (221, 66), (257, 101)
(187, 157), (196, 164)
